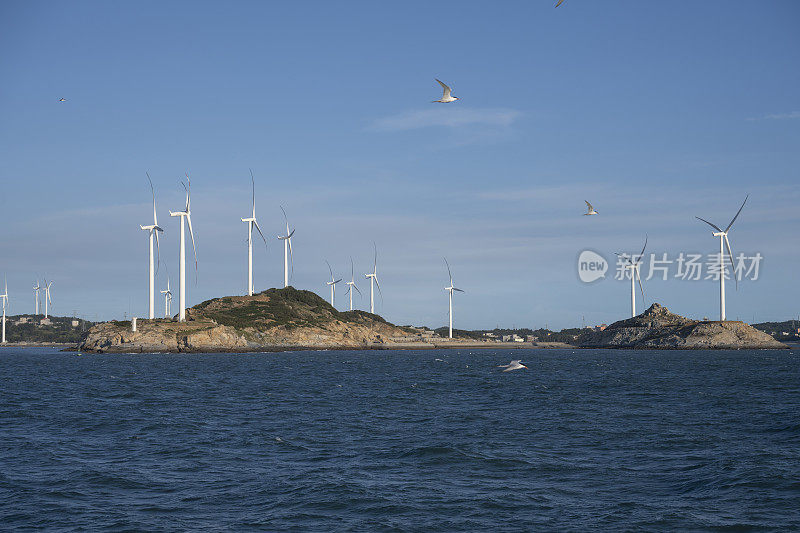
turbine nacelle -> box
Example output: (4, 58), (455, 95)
(277, 228), (295, 240)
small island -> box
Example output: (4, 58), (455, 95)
(79, 287), (536, 353)
(577, 303), (789, 350)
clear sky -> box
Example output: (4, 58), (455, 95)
(0, 0), (798, 329)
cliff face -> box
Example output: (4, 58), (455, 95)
(577, 303), (788, 350)
(80, 287), (417, 353)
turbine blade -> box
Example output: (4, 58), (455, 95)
(373, 242), (377, 274)
(725, 194), (749, 233)
(155, 227), (161, 275)
(350, 256), (354, 281)
(249, 168), (256, 216)
(724, 234), (738, 290)
(184, 174), (191, 212)
(280, 205), (289, 234)
(454, 288), (464, 293)
(288, 238), (294, 278)
(637, 234), (648, 263)
(253, 219), (267, 247)
(186, 214), (198, 283)
(147, 172), (158, 226)
(636, 267), (645, 305)
(334, 278), (342, 284)
(696, 216), (723, 233)
(326, 260), (333, 280)
(444, 257), (453, 285)
(288, 228), (295, 239)
(354, 284), (362, 296)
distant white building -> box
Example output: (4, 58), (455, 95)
(71, 319), (80, 327)
(502, 334), (525, 342)
(39, 318), (51, 326)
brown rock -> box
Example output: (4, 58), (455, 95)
(577, 303), (788, 349)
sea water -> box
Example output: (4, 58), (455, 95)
(1, 347), (798, 530)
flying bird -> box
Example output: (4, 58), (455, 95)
(584, 200), (598, 216)
(58, 98), (66, 102)
(498, 360), (528, 372)
(555, 0), (565, 6)
(432, 79), (458, 103)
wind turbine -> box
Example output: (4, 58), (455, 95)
(1, 277), (7, 344)
(241, 170), (267, 296)
(325, 261), (342, 307)
(276, 206), (295, 288)
(696, 195), (748, 321)
(615, 236), (647, 318)
(443, 258), (464, 339)
(344, 257), (361, 311)
(160, 278), (173, 318)
(33, 281), (40, 315)
(43, 280), (52, 318)
(364, 243), (382, 314)
(169, 175), (197, 322)
(140, 173), (164, 319)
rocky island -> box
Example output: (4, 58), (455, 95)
(80, 287), (431, 353)
(577, 303), (789, 350)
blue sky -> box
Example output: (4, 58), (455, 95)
(0, 0), (798, 329)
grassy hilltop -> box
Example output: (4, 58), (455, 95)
(81, 286), (418, 353)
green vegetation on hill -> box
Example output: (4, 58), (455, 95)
(192, 286), (399, 331)
(2, 315), (97, 343)
(753, 320), (800, 342)
(433, 327), (481, 340)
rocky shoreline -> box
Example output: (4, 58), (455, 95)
(577, 303), (789, 350)
(78, 290), (788, 354)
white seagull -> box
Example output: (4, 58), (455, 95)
(583, 200), (598, 216)
(432, 79), (458, 103)
(498, 360), (528, 372)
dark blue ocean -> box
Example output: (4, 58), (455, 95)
(1, 347), (799, 531)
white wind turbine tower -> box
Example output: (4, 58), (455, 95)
(443, 258), (464, 339)
(696, 195), (748, 321)
(241, 170), (267, 296)
(1, 277), (8, 344)
(325, 261), (342, 307)
(33, 281), (40, 315)
(364, 243), (382, 314)
(344, 257), (361, 311)
(140, 173), (164, 319)
(160, 278), (173, 318)
(169, 175), (197, 322)
(43, 280), (53, 318)
(276, 206), (295, 288)
(615, 236), (647, 318)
